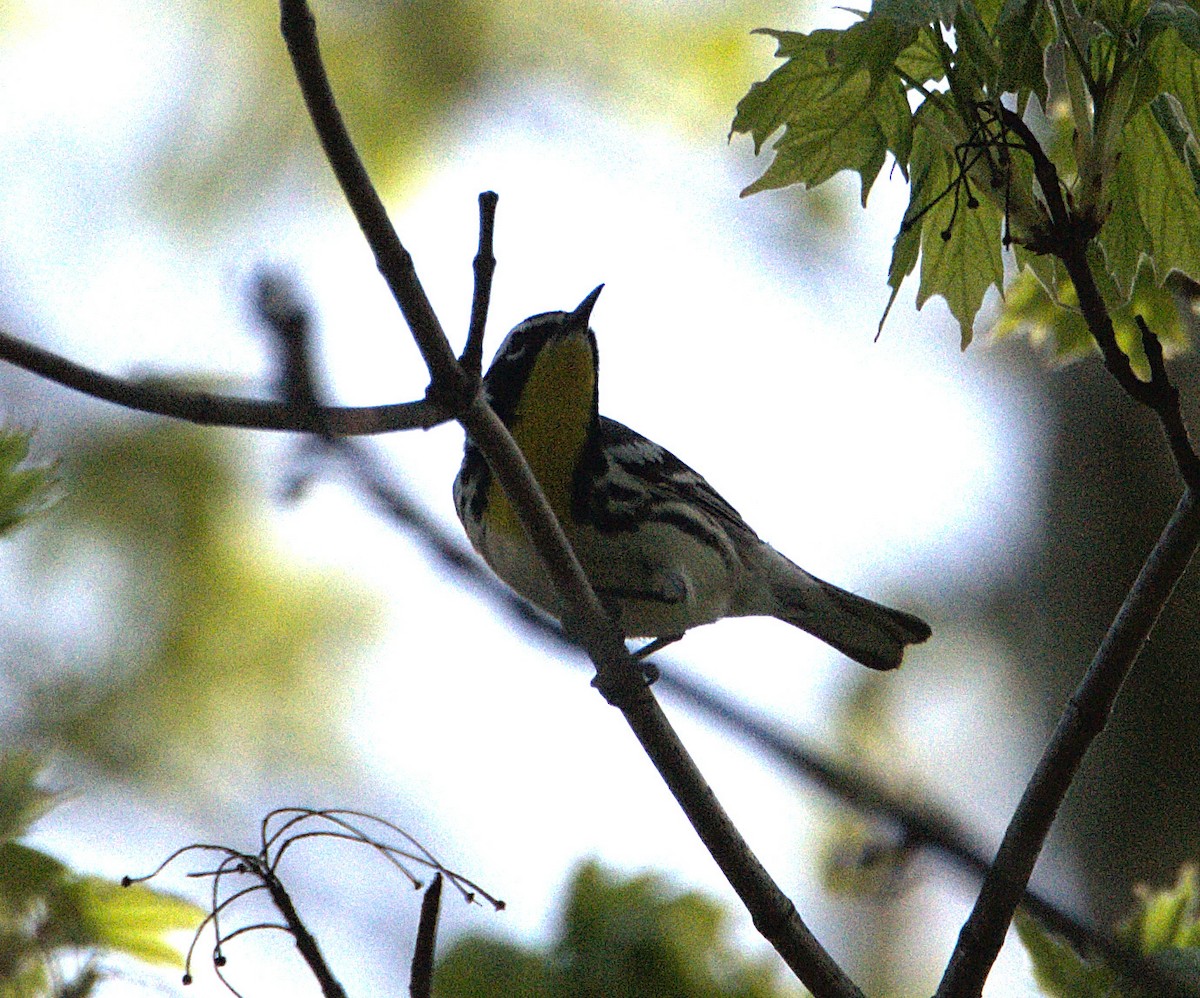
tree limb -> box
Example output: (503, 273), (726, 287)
(278, 0), (468, 405)
(0, 325), (446, 433)
(936, 466), (1200, 998)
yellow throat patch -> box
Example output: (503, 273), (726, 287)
(486, 331), (595, 537)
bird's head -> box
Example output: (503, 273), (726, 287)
(483, 285), (604, 428)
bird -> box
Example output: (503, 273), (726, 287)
(453, 285), (931, 670)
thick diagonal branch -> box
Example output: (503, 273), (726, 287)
(937, 484), (1200, 998)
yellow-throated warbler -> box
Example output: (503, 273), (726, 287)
(454, 286), (931, 670)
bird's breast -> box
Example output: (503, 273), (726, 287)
(485, 334), (596, 538)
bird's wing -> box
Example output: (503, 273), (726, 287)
(586, 417), (759, 541)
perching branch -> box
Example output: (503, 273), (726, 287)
(276, 0), (617, 668)
(274, 2), (861, 995)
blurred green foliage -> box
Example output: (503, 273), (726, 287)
(16, 421), (379, 785)
(134, 0), (796, 228)
(0, 429), (55, 538)
(993, 265), (1194, 377)
(1018, 864), (1200, 997)
(434, 860), (795, 998)
(0, 753), (203, 997)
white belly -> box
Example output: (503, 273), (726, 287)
(467, 514), (747, 639)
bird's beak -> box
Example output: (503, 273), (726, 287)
(569, 284), (604, 326)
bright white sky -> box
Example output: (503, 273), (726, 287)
(1, 2), (1056, 995)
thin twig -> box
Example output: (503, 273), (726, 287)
(0, 325), (444, 434)
(409, 873), (443, 998)
(1136, 315), (1200, 489)
(936, 490), (1200, 998)
(462, 192), (499, 377)
(258, 862), (350, 998)
(1056, 238), (1200, 479)
(254, 272), (326, 421)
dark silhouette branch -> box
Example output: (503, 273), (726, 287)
(276, 0), (622, 670)
(259, 865), (349, 998)
(999, 107), (1200, 490)
(938, 489), (1200, 998)
(0, 324), (445, 434)
(409, 873), (443, 998)
(277, 0), (466, 404)
(462, 191), (499, 377)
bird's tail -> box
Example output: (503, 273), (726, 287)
(764, 552), (931, 671)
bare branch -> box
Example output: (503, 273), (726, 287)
(462, 191), (499, 377)
(409, 873), (443, 998)
(937, 492), (1200, 998)
(1136, 315), (1200, 490)
(277, 0), (469, 406)
(258, 864), (350, 998)
(0, 325), (445, 434)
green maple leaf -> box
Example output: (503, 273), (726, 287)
(0, 430), (55, 537)
(732, 23), (914, 204)
(885, 102), (1004, 347)
(1015, 914), (1116, 998)
(1123, 101), (1200, 285)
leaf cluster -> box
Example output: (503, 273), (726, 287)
(0, 754), (203, 997)
(733, 0), (1200, 351)
(1018, 863), (1200, 996)
(0, 429), (54, 538)
(433, 860), (794, 998)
